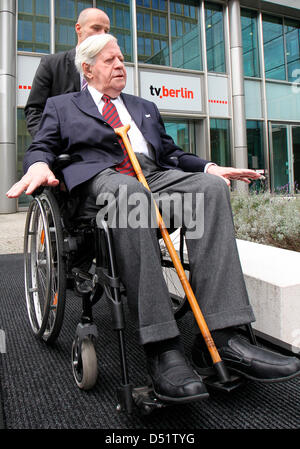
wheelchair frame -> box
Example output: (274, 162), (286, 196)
(23, 155), (257, 415)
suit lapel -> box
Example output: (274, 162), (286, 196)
(121, 93), (143, 129)
(71, 88), (103, 121)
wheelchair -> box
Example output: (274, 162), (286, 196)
(23, 154), (257, 415)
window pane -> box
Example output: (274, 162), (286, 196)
(164, 119), (195, 153)
(17, 109), (32, 207)
(246, 121), (265, 169)
(263, 14), (285, 80)
(55, 0), (93, 52)
(137, 0), (169, 65)
(285, 18), (300, 83)
(205, 2), (225, 73)
(170, 0), (202, 71)
(18, 0), (50, 53)
(271, 124), (289, 191)
(97, 0), (133, 62)
(210, 119), (231, 166)
(241, 9), (260, 77)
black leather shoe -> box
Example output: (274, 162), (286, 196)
(147, 349), (209, 403)
(192, 335), (300, 383)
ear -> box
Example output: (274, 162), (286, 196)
(75, 23), (81, 35)
(82, 62), (93, 80)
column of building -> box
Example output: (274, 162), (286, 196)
(228, 0), (248, 190)
(0, 0), (17, 213)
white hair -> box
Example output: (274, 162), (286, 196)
(75, 33), (117, 76)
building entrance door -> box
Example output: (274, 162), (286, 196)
(269, 123), (300, 193)
(164, 119), (196, 154)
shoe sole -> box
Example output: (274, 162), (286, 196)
(193, 360), (300, 384)
(227, 366), (300, 383)
(152, 388), (210, 404)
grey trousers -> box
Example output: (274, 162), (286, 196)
(83, 154), (255, 345)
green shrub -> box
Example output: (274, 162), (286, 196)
(231, 192), (300, 252)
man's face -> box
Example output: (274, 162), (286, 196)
(76, 11), (110, 44)
(85, 41), (127, 98)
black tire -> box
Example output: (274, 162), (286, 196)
(24, 190), (66, 344)
(71, 337), (98, 390)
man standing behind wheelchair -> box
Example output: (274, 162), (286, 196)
(7, 33), (300, 404)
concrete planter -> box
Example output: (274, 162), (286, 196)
(237, 239), (300, 354)
(167, 231), (300, 353)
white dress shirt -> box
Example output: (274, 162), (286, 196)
(88, 85), (153, 158)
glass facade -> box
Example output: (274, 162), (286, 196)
(55, 0), (93, 53)
(210, 119), (231, 166)
(137, 0), (202, 70)
(136, 0), (169, 65)
(270, 124), (290, 191)
(246, 121), (264, 171)
(18, 0), (50, 53)
(170, 0), (202, 70)
(165, 119), (196, 153)
(263, 14), (300, 82)
(263, 15), (286, 80)
(205, 2), (225, 73)
(97, 0), (132, 62)
(241, 9), (260, 78)
(285, 18), (300, 83)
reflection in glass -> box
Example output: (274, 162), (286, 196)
(18, 0), (50, 53)
(271, 124), (289, 191)
(205, 2), (225, 73)
(97, 0), (132, 62)
(241, 9), (260, 78)
(137, 0), (169, 65)
(170, 0), (202, 70)
(246, 121), (264, 170)
(164, 119), (195, 153)
(263, 14), (285, 80)
(285, 19), (300, 83)
(55, 0), (92, 53)
(210, 119), (231, 166)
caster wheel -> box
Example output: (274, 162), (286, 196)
(71, 337), (98, 390)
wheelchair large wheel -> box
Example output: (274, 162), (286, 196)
(24, 190), (66, 344)
(159, 229), (190, 320)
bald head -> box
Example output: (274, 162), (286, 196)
(75, 8), (110, 45)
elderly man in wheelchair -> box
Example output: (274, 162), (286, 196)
(7, 34), (300, 414)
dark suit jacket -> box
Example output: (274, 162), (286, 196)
(24, 48), (80, 138)
(24, 88), (209, 192)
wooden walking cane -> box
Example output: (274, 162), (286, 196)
(115, 124), (231, 384)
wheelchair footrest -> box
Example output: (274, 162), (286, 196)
(202, 373), (245, 393)
(132, 385), (167, 415)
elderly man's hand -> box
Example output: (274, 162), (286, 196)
(6, 162), (59, 198)
(206, 164), (263, 187)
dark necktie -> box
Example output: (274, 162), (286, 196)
(102, 94), (135, 177)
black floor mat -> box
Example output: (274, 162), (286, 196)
(0, 253), (299, 429)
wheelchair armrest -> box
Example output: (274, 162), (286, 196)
(52, 154), (83, 171)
